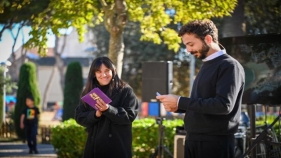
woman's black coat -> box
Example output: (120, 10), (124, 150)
(75, 85), (139, 158)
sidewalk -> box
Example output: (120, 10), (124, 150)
(0, 142), (57, 157)
(0, 111), (60, 157)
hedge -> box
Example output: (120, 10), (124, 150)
(51, 118), (184, 158)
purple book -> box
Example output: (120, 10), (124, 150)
(81, 87), (112, 110)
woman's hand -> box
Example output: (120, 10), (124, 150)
(95, 99), (109, 112)
(95, 110), (102, 117)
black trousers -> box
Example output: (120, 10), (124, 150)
(25, 124), (38, 151)
(184, 136), (235, 158)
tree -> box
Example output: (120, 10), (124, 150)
(90, 22), (202, 98)
(0, 0), (49, 40)
(62, 62), (83, 121)
(41, 32), (70, 110)
(0, 1), (70, 110)
(13, 62), (41, 139)
(221, 0), (245, 38)
(0, 0), (50, 83)
(26, 0), (237, 77)
(245, 0), (281, 34)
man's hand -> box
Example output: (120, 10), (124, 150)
(20, 123), (24, 129)
(156, 94), (179, 112)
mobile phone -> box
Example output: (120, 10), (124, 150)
(156, 92), (161, 96)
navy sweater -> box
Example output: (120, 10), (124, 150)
(178, 54), (245, 141)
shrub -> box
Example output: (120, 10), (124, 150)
(14, 62), (41, 139)
(62, 62), (83, 121)
(50, 117), (184, 158)
(132, 118), (184, 158)
(51, 119), (86, 158)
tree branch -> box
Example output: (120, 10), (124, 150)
(0, 24), (9, 41)
(9, 22), (24, 53)
(59, 34), (67, 55)
(115, 0), (127, 27)
(99, 0), (108, 7)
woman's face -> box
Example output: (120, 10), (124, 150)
(95, 63), (113, 86)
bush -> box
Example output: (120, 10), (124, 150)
(14, 62), (41, 139)
(51, 118), (184, 158)
(132, 118), (184, 158)
(62, 62), (83, 121)
(51, 119), (86, 158)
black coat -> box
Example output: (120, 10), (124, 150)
(75, 85), (139, 158)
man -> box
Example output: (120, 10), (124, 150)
(20, 96), (40, 154)
(156, 19), (245, 158)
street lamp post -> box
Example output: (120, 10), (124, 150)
(176, 48), (196, 96)
(1, 61), (11, 122)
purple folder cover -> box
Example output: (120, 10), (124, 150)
(81, 87), (112, 110)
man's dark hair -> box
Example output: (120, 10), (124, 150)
(26, 95), (34, 101)
(178, 19), (219, 43)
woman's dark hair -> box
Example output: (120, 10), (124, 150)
(178, 19), (219, 43)
(81, 56), (126, 98)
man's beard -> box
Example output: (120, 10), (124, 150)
(190, 41), (210, 59)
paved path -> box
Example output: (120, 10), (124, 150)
(0, 112), (60, 157)
(0, 142), (57, 158)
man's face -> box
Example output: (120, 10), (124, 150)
(26, 98), (34, 107)
(181, 33), (210, 59)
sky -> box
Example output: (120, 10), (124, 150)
(0, 25), (55, 63)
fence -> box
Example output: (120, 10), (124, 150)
(0, 120), (17, 138)
(0, 121), (52, 144)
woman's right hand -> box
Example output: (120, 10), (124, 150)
(95, 110), (102, 117)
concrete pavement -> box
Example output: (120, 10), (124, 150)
(0, 142), (57, 157)
(0, 111), (61, 157)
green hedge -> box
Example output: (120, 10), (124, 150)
(62, 62), (83, 121)
(132, 118), (184, 158)
(256, 115), (281, 141)
(51, 118), (184, 158)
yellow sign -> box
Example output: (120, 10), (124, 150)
(90, 93), (100, 101)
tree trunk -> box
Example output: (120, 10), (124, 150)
(41, 35), (67, 110)
(54, 52), (65, 91)
(102, 0), (128, 77)
(108, 31), (124, 78)
(8, 24), (25, 83)
(221, 0), (245, 38)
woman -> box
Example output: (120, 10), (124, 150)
(75, 56), (139, 158)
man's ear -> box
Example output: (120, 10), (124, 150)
(204, 35), (212, 44)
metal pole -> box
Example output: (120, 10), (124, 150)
(250, 104), (256, 158)
(189, 55), (195, 96)
(2, 65), (6, 122)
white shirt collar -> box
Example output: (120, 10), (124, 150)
(202, 49), (226, 62)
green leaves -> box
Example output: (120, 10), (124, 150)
(127, 0), (237, 52)
(27, 0), (100, 55)
(51, 119), (86, 158)
(50, 118), (184, 157)
(62, 62), (83, 121)
(1, 0), (237, 55)
(132, 118), (184, 157)
(14, 62), (41, 139)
